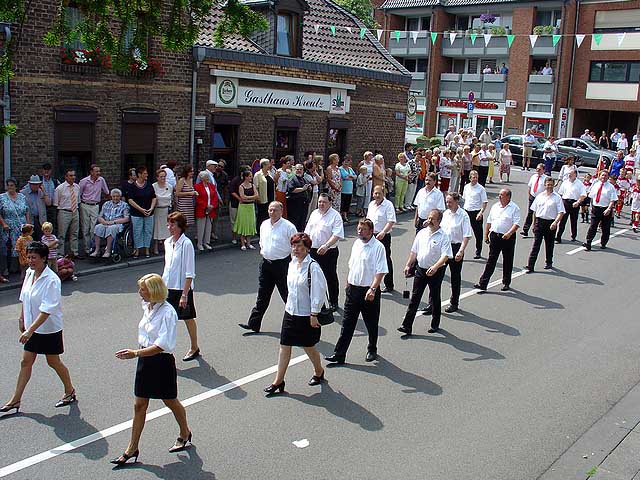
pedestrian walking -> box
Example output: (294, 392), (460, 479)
(583, 170), (618, 251)
(112, 273), (192, 465)
(521, 164), (548, 237)
(78, 165), (109, 256)
(239, 201), (296, 333)
(462, 170), (488, 259)
(556, 170), (587, 243)
(413, 173), (445, 233)
(367, 185), (396, 292)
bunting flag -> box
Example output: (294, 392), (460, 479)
(507, 34), (515, 47)
(345, 26), (352, 34)
(616, 32), (626, 46)
(430, 31), (438, 44)
(376, 29), (383, 42)
(575, 34), (585, 47)
(552, 34), (561, 46)
(593, 33), (602, 46)
(470, 32), (477, 45)
(410, 30), (419, 44)
(529, 34), (538, 48)
(483, 33), (492, 47)
(449, 31), (457, 44)
(314, 24), (320, 35)
(359, 28), (366, 39)
(330, 25), (336, 36)
(394, 30), (401, 42)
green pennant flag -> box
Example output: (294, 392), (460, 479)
(394, 30), (401, 42)
(552, 34), (561, 46)
(330, 25), (336, 36)
(430, 31), (438, 44)
(507, 34), (515, 47)
(593, 33), (602, 45)
(359, 28), (366, 39)
(470, 33), (477, 45)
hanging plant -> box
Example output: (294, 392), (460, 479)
(480, 13), (496, 24)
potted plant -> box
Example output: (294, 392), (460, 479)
(533, 25), (544, 36)
(542, 25), (554, 35)
(480, 13), (496, 24)
(489, 26), (506, 35)
(416, 135), (430, 147)
(429, 137), (442, 148)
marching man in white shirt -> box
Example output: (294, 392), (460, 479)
(397, 209), (452, 335)
(413, 172), (445, 233)
(521, 163), (548, 237)
(583, 170), (618, 251)
(462, 170), (488, 259)
(305, 193), (345, 310)
(366, 186), (396, 292)
(240, 202), (297, 333)
(556, 169), (587, 243)
(325, 218), (388, 364)
(524, 178), (565, 272)
(474, 189), (520, 292)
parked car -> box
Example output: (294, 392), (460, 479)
(554, 137), (616, 168)
(499, 135), (582, 171)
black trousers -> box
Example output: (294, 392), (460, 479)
(523, 194), (535, 233)
(288, 199), (308, 232)
(478, 232), (516, 288)
(427, 243), (463, 308)
(402, 265), (446, 331)
(460, 170), (471, 190)
(585, 206), (612, 246)
(478, 165), (489, 186)
(527, 218), (555, 269)
(334, 285), (381, 357)
(256, 203), (269, 228)
(310, 247), (339, 306)
(466, 209), (483, 255)
(556, 199), (579, 241)
(377, 233), (394, 290)
(247, 257), (290, 331)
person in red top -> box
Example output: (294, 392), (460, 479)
(193, 171), (219, 252)
(580, 173), (592, 223)
(630, 177), (640, 232)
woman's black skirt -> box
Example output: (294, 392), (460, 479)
(280, 311), (321, 347)
(134, 353), (177, 399)
(24, 330), (64, 355)
(167, 289), (197, 320)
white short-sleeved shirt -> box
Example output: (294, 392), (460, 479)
(414, 187), (446, 219)
(138, 301), (177, 353)
(558, 165), (578, 183)
(259, 217), (297, 261)
(366, 199), (396, 233)
(285, 256), (327, 316)
(162, 233), (196, 290)
(558, 178), (587, 201)
(588, 180), (619, 207)
(411, 228), (453, 269)
(304, 207), (344, 249)
(630, 186), (640, 211)
(462, 182), (488, 211)
(530, 191), (566, 220)
(528, 173), (549, 197)
(487, 201), (521, 234)
(441, 208), (473, 244)
(20, 267), (63, 334)
(347, 237), (388, 287)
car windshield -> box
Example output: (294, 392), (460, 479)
(534, 137), (546, 146)
(581, 138), (600, 150)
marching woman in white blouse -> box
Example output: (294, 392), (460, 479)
(1, 241), (76, 414)
(112, 273), (192, 465)
(162, 211), (199, 362)
(264, 232), (328, 396)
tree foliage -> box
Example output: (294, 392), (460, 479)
(333, 0), (378, 30)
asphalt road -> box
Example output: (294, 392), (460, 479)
(1, 167), (639, 480)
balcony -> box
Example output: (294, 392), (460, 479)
(530, 36), (559, 57)
(441, 33), (509, 57)
(439, 73), (507, 101)
(409, 72), (426, 95)
(388, 31), (431, 57)
(526, 75), (554, 103)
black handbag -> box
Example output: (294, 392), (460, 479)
(307, 261), (334, 326)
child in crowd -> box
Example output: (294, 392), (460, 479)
(355, 166), (367, 217)
(609, 174), (619, 227)
(625, 171), (634, 206)
(384, 168), (394, 200)
(616, 173), (631, 218)
(630, 177), (640, 233)
(57, 254), (77, 282)
(581, 173), (592, 223)
(15, 224), (34, 279)
(40, 221), (59, 272)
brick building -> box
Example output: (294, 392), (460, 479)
(374, 0), (640, 142)
(0, 0), (411, 187)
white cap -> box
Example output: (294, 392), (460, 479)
(206, 160), (218, 167)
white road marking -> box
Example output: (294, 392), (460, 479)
(566, 229), (629, 255)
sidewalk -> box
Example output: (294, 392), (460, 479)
(539, 380), (640, 480)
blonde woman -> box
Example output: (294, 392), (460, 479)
(450, 147), (463, 194)
(487, 144), (497, 184)
(394, 153), (410, 212)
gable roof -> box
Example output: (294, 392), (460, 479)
(196, 9), (267, 53)
(380, 0), (518, 10)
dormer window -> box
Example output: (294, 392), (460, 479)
(276, 12), (299, 57)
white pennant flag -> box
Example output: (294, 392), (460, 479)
(314, 24), (320, 35)
(410, 31), (419, 44)
(449, 31), (457, 44)
(345, 26), (352, 34)
(616, 32), (625, 46)
(575, 34), (585, 48)
(376, 29), (383, 42)
(529, 34), (538, 48)
(483, 33), (492, 46)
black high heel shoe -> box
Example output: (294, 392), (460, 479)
(110, 449), (139, 465)
(55, 390), (77, 408)
(263, 381), (285, 396)
(308, 371), (325, 386)
(0, 401), (20, 414)
(169, 432), (192, 453)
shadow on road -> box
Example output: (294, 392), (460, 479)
(552, 269), (604, 286)
(450, 310), (520, 336)
(178, 357), (247, 400)
(402, 328), (505, 362)
(124, 445), (216, 479)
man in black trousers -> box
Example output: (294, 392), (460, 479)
(239, 201), (297, 333)
(366, 186), (396, 292)
(556, 169), (586, 243)
(325, 219), (388, 364)
(583, 170), (618, 251)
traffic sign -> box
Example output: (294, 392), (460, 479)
(468, 91), (475, 102)
(467, 102), (474, 111)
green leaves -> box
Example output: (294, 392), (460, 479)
(332, 0), (378, 30)
(213, 0), (268, 47)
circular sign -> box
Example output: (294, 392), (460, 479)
(407, 94), (417, 116)
(218, 79), (237, 105)
(468, 91), (475, 102)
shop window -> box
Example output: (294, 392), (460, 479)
(212, 124), (238, 177)
(525, 118), (550, 137)
(276, 12), (300, 57)
(438, 114), (457, 135)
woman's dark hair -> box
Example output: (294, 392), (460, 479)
(26, 241), (49, 259)
(5, 177), (17, 186)
(136, 166), (147, 176)
(167, 211), (187, 233)
(241, 170), (252, 180)
(304, 160), (314, 171)
(180, 165), (193, 179)
(290, 232), (312, 249)
(446, 192), (461, 202)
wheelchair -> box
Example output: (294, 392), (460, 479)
(89, 222), (133, 263)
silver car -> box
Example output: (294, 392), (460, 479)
(554, 137), (616, 168)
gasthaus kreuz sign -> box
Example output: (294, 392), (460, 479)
(210, 78), (350, 114)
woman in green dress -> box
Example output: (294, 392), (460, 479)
(233, 170), (258, 250)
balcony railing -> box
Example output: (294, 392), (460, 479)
(526, 75), (554, 103)
(439, 73), (507, 101)
(441, 33), (509, 57)
(388, 31), (431, 57)
(409, 72), (426, 95)
(530, 36), (559, 57)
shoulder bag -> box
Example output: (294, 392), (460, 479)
(306, 261), (334, 326)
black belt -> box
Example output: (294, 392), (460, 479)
(263, 256), (291, 264)
(59, 208), (76, 212)
(81, 201), (99, 206)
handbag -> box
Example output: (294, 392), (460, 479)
(307, 260), (334, 326)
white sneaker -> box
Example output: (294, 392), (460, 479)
(89, 251), (99, 258)
(197, 245), (204, 251)
(102, 251), (111, 258)
(231, 239), (238, 245)
(248, 244), (256, 250)
(241, 245), (247, 251)
(204, 244), (213, 250)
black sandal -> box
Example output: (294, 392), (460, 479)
(169, 432), (192, 453)
(55, 390), (77, 408)
(110, 449), (139, 465)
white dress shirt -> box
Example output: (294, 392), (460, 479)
(366, 198), (396, 233)
(347, 237), (388, 287)
(530, 191), (565, 220)
(411, 228), (453, 269)
(304, 207), (344, 249)
(588, 180), (618, 207)
(138, 300), (177, 353)
(487, 201), (521, 234)
(259, 217), (297, 260)
(558, 178), (587, 201)
(462, 183), (488, 211)
(441, 208), (473, 244)
(557, 165), (578, 183)
(285, 255), (327, 316)
(20, 266), (63, 334)
(164, 168), (177, 189)
(528, 173), (549, 197)
(413, 187), (446, 218)
(162, 233), (196, 290)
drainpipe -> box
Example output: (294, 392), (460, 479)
(2, 23), (11, 182)
(566, 0), (580, 136)
(189, 46), (206, 167)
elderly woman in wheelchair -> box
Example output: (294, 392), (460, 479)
(90, 189), (130, 259)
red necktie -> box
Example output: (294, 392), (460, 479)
(533, 176), (540, 193)
(595, 182), (604, 203)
